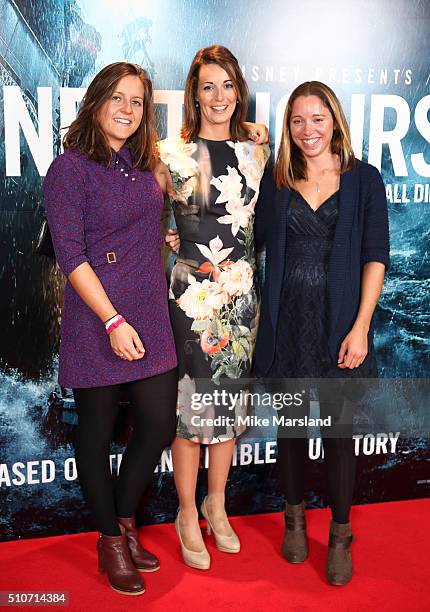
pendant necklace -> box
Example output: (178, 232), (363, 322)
(315, 181), (321, 193)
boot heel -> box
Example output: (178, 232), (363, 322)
(97, 536), (105, 574)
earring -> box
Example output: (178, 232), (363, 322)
(195, 101), (199, 108)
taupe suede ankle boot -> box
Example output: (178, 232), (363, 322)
(326, 520), (354, 586)
(282, 502), (308, 563)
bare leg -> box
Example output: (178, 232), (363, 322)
(171, 436), (205, 552)
(206, 439), (235, 536)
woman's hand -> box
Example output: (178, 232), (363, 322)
(338, 324), (368, 369)
(165, 228), (180, 253)
(109, 322), (145, 361)
(244, 121), (270, 144)
(337, 262), (385, 369)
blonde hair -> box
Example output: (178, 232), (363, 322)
(274, 81), (355, 189)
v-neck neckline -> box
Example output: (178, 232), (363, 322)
(295, 189), (339, 213)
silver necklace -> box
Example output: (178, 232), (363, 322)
(315, 181), (321, 193)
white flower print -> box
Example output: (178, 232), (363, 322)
(218, 260), (253, 297)
(160, 136), (269, 441)
(195, 235), (234, 268)
(177, 176), (197, 201)
(227, 141), (269, 194)
(177, 274), (228, 320)
(210, 166), (243, 204)
(217, 199), (254, 236)
(158, 137), (198, 178)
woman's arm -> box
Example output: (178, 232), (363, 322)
(154, 159), (174, 196)
(254, 164), (276, 251)
(338, 165), (390, 369)
(337, 262), (385, 369)
(154, 160), (180, 253)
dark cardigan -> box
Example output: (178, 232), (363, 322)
(254, 159), (390, 377)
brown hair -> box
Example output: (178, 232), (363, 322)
(181, 45), (249, 142)
(274, 81), (355, 189)
(63, 62), (157, 170)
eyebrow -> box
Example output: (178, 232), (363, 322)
(291, 113), (326, 118)
(200, 79), (233, 85)
(113, 90), (143, 99)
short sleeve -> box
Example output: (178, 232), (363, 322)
(361, 165), (390, 270)
(43, 153), (89, 277)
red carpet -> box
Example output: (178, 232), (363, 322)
(0, 499), (429, 611)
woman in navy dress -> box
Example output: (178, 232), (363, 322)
(255, 81), (389, 585)
(44, 62), (178, 596)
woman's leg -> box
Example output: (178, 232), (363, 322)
(319, 392), (356, 585)
(320, 396), (356, 524)
(277, 437), (308, 504)
(171, 436), (203, 551)
(115, 368), (178, 516)
(73, 385), (121, 536)
(323, 437), (356, 523)
(205, 438), (235, 535)
(276, 390), (310, 563)
(276, 392), (310, 504)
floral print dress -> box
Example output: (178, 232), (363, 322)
(159, 137), (269, 444)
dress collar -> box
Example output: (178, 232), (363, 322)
(112, 145), (133, 168)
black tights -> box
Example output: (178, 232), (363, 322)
(277, 390), (356, 524)
(73, 368), (178, 536)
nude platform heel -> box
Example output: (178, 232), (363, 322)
(175, 512), (211, 570)
(201, 496), (240, 554)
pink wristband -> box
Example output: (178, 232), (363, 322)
(106, 315), (126, 334)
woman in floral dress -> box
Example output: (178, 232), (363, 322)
(159, 45), (269, 569)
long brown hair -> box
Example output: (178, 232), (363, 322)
(274, 81), (355, 189)
(181, 45), (249, 143)
(63, 62), (158, 170)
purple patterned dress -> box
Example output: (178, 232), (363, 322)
(44, 147), (177, 388)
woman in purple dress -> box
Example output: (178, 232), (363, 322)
(44, 62), (178, 596)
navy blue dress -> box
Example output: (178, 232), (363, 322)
(268, 190), (376, 379)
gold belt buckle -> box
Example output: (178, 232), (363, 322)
(106, 252), (116, 263)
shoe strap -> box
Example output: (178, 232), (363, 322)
(285, 514), (306, 531)
(329, 533), (354, 549)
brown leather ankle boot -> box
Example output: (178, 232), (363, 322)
(326, 520), (354, 585)
(97, 533), (145, 595)
(118, 517), (160, 572)
(282, 502), (308, 563)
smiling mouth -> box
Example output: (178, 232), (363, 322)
(211, 105), (229, 113)
(302, 137), (320, 145)
(114, 118), (132, 125)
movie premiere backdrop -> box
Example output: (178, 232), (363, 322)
(1, 0), (429, 541)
